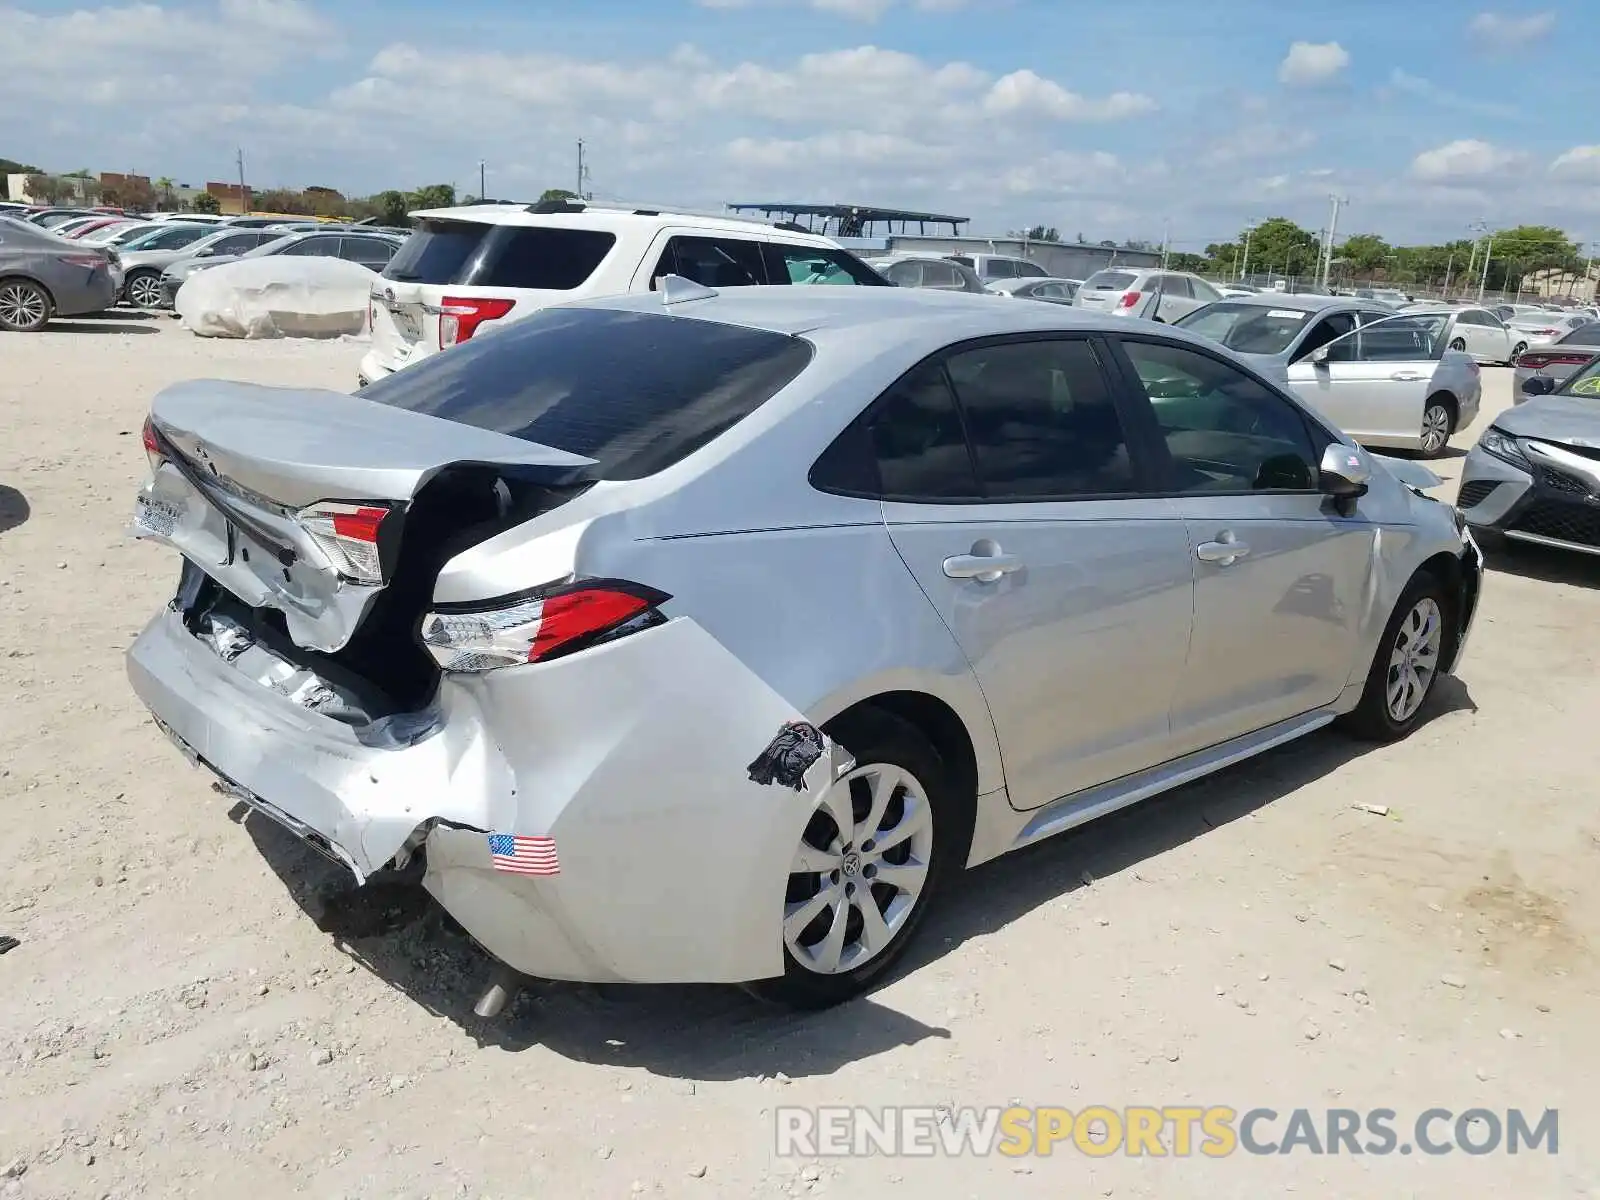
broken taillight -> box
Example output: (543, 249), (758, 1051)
(141, 416), (164, 471)
(297, 501), (391, 585)
(420, 579), (671, 672)
(439, 296), (515, 348)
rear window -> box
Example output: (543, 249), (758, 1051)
(1084, 270), (1137, 290)
(383, 219), (616, 290)
(1557, 323), (1600, 345)
(356, 307), (812, 480)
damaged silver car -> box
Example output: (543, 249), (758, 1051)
(126, 281), (1483, 1009)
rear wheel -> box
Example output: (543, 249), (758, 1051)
(1449, 336), (1467, 352)
(753, 709), (959, 1009)
(0, 278), (50, 332)
(1340, 574), (1451, 742)
(1419, 395), (1454, 459)
(1511, 341), (1528, 360)
(124, 270), (163, 310)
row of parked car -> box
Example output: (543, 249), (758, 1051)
(0, 203), (410, 329)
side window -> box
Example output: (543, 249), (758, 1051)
(1014, 261), (1048, 278)
(944, 338), (1138, 499)
(656, 237), (766, 288)
(1455, 311), (1482, 327)
(280, 237), (335, 257)
(1296, 311), (1357, 358)
(1034, 283), (1064, 299)
(922, 262), (963, 290)
(883, 261), (921, 287)
(948, 255), (975, 269)
(212, 234), (257, 254)
(985, 259), (1016, 279)
(1119, 339), (1320, 493)
(1191, 278), (1223, 304)
(868, 364), (981, 501)
(1158, 275), (1194, 299)
(339, 237), (398, 267)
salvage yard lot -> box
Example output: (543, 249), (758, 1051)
(2, 314), (1599, 1199)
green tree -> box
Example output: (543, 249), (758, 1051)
(0, 157), (41, 176)
(26, 174), (70, 204)
(1337, 233), (1388, 272)
(154, 176), (175, 208)
(1020, 225), (1060, 242)
(191, 191), (222, 215)
(539, 187), (579, 203)
(1168, 251), (1209, 273)
(408, 183), (456, 210)
(373, 189), (411, 225)
(1242, 217), (1320, 277)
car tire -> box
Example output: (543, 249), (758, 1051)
(123, 270), (163, 310)
(1339, 572), (1453, 743)
(1418, 395), (1455, 459)
(751, 708), (962, 1010)
(0, 278), (52, 332)
(1512, 341), (1528, 360)
(1449, 337), (1467, 351)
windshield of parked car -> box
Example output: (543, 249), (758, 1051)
(1173, 302), (1314, 355)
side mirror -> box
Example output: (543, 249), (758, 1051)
(1522, 376), (1556, 396)
(1319, 443), (1371, 499)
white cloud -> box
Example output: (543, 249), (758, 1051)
(1387, 70), (1519, 118)
(1410, 139), (1522, 181)
(1277, 41), (1350, 86)
(1550, 146), (1600, 180)
(810, 0), (896, 18)
(982, 70), (1156, 121)
(1467, 10), (1556, 47)
(1204, 124), (1317, 165)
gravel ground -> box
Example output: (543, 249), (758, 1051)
(1, 313), (1598, 1199)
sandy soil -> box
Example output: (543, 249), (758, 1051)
(1, 313), (1598, 1200)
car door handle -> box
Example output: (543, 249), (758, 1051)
(1196, 539), (1251, 565)
(1389, 371), (1426, 382)
(943, 552), (1023, 581)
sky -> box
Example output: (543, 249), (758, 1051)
(2, 0), (1598, 250)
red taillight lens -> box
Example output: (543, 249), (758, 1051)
(1118, 290), (1142, 309)
(421, 579), (671, 671)
(439, 296), (516, 348)
(141, 416), (165, 471)
(297, 501), (391, 585)
(1518, 352), (1591, 369)
(57, 254), (105, 269)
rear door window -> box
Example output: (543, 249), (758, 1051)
(209, 233), (262, 255)
(278, 236), (339, 256)
(762, 243), (886, 285)
(652, 236), (767, 288)
(984, 259), (1017, 279)
(355, 307), (812, 480)
(338, 237), (399, 269)
(1013, 261), (1048, 278)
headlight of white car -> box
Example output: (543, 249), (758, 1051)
(1477, 427), (1530, 470)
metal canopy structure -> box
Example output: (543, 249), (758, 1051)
(725, 203), (969, 239)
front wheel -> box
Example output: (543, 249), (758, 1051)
(0, 278), (51, 332)
(1449, 337), (1467, 351)
(1511, 341), (1528, 361)
(753, 709), (960, 1009)
(124, 270), (163, 310)
(1339, 574), (1451, 742)
(1419, 396), (1454, 459)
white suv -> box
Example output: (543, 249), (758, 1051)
(357, 200), (889, 383)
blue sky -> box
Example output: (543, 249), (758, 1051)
(2, 0), (1597, 248)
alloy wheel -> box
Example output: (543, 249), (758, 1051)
(0, 281), (47, 331)
(127, 274), (163, 309)
(1386, 597), (1442, 722)
(1449, 337), (1466, 351)
(783, 761), (935, 976)
(1420, 404), (1451, 456)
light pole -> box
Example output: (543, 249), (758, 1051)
(1239, 220), (1257, 281)
(1321, 194), (1347, 291)
(1477, 229), (1495, 303)
(478, 160), (486, 200)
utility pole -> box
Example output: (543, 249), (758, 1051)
(478, 160), (486, 200)
(1160, 219), (1170, 270)
(1583, 240), (1597, 303)
(1442, 250), (1455, 298)
(1321, 194), (1347, 291)
(1239, 220), (1257, 281)
(576, 139), (590, 200)
(1478, 227), (1495, 303)
(235, 147), (249, 215)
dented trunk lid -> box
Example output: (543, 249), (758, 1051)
(132, 379), (596, 653)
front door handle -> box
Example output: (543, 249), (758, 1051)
(1389, 371), (1426, 382)
(1196, 533), (1251, 566)
(943, 552), (1024, 582)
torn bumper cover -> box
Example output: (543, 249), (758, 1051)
(126, 609), (850, 984)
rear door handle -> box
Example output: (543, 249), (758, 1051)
(943, 553), (1024, 581)
(1389, 371), (1426, 382)
(1196, 538), (1251, 565)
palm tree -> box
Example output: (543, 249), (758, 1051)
(155, 177), (175, 210)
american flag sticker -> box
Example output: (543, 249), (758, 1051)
(487, 833), (560, 876)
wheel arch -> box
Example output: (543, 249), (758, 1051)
(0, 272), (56, 310)
(1425, 390), (1459, 432)
(1415, 547), (1478, 672)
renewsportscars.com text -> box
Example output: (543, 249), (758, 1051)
(775, 1105), (1559, 1158)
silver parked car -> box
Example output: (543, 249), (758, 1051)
(120, 227), (290, 309)
(1512, 322), (1600, 402)
(867, 254), (987, 293)
(0, 215), (118, 331)
(159, 229), (406, 307)
(126, 284), (1483, 1008)
(1458, 355), (1600, 557)
(986, 277), (1081, 304)
(1176, 296), (1481, 458)
(1504, 312), (1592, 356)
(1074, 268), (1224, 322)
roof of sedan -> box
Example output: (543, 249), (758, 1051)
(570, 282), (1217, 347)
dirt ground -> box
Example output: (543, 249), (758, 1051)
(2, 312), (1598, 1200)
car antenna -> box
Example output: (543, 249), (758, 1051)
(659, 274), (719, 306)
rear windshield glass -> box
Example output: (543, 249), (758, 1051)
(356, 307), (812, 480)
(1174, 302), (1310, 354)
(383, 220), (616, 290)
(1084, 270), (1136, 290)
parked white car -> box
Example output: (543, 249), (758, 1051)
(1074, 268), (1224, 323)
(1442, 306), (1515, 365)
(358, 200), (889, 385)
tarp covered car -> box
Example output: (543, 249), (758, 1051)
(175, 256), (377, 339)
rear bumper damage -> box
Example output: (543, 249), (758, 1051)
(127, 607), (850, 985)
